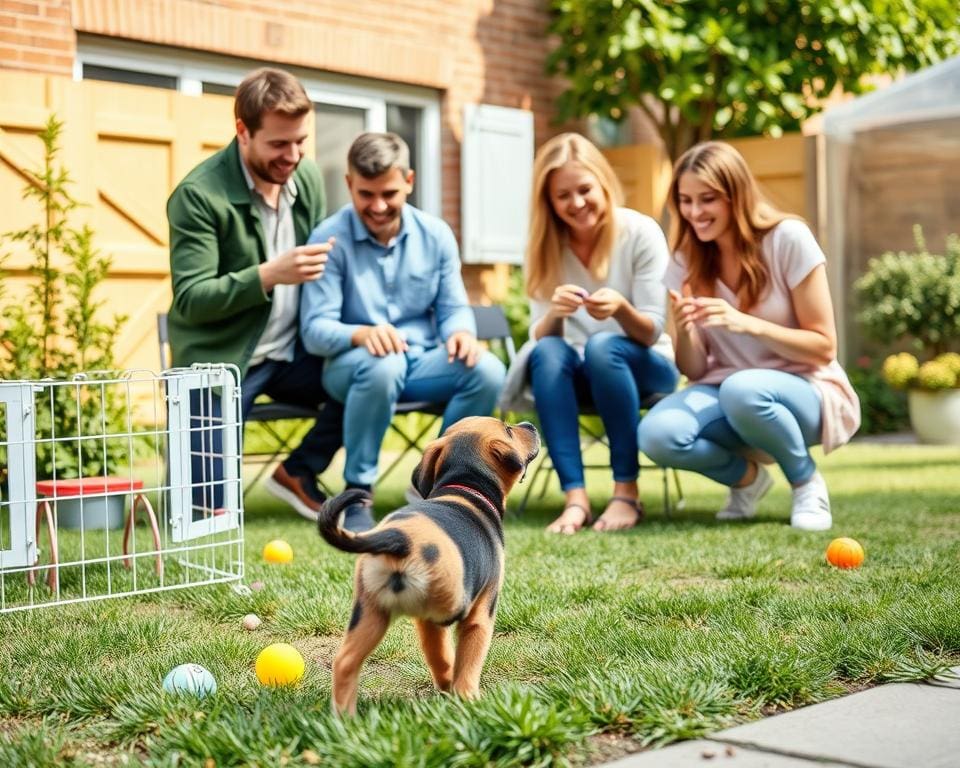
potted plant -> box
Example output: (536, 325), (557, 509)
(0, 116), (129, 528)
(855, 227), (960, 444)
(881, 352), (960, 444)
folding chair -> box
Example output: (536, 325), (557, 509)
(516, 392), (685, 517)
(375, 304), (517, 486)
(157, 313), (333, 495)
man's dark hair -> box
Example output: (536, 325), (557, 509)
(347, 132), (411, 178)
(234, 68), (311, 135)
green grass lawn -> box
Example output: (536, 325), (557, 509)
(1, 439), (959, 767)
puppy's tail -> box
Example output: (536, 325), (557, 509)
(317, 489), (410, 557)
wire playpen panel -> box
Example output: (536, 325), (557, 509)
(0, 366), (244, 613)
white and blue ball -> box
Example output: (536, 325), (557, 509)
(162, 663), (217, 698)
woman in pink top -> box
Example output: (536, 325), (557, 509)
(639, 142), (860, 531)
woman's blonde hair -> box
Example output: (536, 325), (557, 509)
(667, 141), (792, 311)
(525, 133), (624, 300)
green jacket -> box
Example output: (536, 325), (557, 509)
(166, 138), (325, 378)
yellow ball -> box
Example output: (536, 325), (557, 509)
(262, 539), (293, 564)
(255, 643), (305, 687)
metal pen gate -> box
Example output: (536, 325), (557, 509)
(0, 366), (244, 613)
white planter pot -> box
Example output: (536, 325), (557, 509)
(908, 389), (960, 445)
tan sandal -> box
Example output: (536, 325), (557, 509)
(593, 496), (644, 532)
(546, 503), (592, 535)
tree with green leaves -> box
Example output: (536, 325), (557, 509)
(547, 0), (960, 159)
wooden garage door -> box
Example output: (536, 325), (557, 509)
(0, 71), (238, 373)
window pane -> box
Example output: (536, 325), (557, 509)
(386, 104), (421, 208)
(82, 64), (177, 90)
(202, 82), (236, 97)
(314, 103), (367, 216)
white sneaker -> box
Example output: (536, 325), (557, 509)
(790, 472), (832, 531)
(716, 465), (773, 521)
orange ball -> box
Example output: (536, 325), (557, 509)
(826, 537), (864, 569)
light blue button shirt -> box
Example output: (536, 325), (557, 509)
(300, 204), (475, 358)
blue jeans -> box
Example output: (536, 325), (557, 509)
(322, 345), (506, 487)
(638, 369), (823, 487)
(528, 333), (679, 491)
(190, 343), (343, 509)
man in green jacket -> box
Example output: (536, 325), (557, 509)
(167, 67), (343, 524)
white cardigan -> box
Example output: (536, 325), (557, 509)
(499, 208), (673, 412)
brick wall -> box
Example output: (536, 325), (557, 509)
(0, 0), (74, 74)
(1, 0), (566, 237)
(2, 0), (568, 299)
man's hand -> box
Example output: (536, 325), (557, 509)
(446, 330), (480, 368)
(583, 287), (625, 320)
(352, 324), (408, 356)
(259, 237), (335, 291)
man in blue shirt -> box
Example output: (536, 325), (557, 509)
(301, 132), (506, 530)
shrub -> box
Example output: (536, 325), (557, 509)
(938, 352), (960, 377)
(854, 226), (960, 356)
(0, 115), (128, 479)
(916, 359), (957, 390)
(849, 356), (909, 434)
(503, 265), (531, 352)
(881, 353), (920, 390)
(880, 352), (960, 393)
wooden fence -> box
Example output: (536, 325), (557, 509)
(603, 132), (814, 222)
(1, 71), (236, 374)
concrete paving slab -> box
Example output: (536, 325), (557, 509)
(601, 740), (848, 767)
(718, 680), (960, 768)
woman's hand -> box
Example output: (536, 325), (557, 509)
(549, 284), (589, 317)
(667, 287), (709, 380)
(583, 287), (625, 320)
(688, 296), (758, 335)
(668, 288), (698, 335)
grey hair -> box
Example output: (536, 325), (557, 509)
(347, 132), (411, 178)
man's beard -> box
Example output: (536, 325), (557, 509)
(250, 158), (296, 186)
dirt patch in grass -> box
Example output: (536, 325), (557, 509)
(583, 732), (644, 765)
(62, 737), (149, 768)
(0, 716), (31, 736)
(835, 679), (878, 696)
(292, 635), (341, 670)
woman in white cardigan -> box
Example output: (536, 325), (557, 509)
(520, 133), (678, 533)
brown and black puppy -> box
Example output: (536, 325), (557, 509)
(317, 415), (540, 715)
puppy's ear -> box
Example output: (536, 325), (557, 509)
(489, 439), (525, 475)
(411, 441), (444, 498)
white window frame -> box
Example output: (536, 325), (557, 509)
(75, 36), (441, 216)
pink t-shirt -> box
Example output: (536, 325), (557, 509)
(664, 219), (860, 453)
